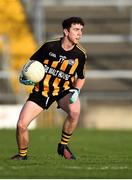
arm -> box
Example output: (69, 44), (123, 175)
(74, 78), (85, 90)
(69, 51), (87, 103)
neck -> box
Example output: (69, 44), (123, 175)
(61, 37), (75, 51)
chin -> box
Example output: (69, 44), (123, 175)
(75, 41), (79, 44)
(73, 40), (78, 44)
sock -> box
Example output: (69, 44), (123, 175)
(60, 131), (72, 145)
(19, 147), (28, 157)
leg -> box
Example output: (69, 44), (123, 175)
(59, 93), (80, 134)
(57, 93), (80, 159)
(11, 100), (43, 160)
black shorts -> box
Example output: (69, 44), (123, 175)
(27, 90), (70, 109)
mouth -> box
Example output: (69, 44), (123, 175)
(76, 38), (80, 41)
(76, 37), (81, 41)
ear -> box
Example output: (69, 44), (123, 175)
(63, 29), (68, 36)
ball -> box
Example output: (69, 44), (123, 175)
(22, 60), (45, 83)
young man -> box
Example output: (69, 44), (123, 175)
(11, 17), (87, 160)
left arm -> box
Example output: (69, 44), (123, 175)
(69, 78), (85, 103)
(74, 78), (85, 91)
(69, 51), (87, 103)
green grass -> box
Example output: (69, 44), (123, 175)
(1, 128), (132, 178)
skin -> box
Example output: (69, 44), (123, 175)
(16, 23), (85, 150)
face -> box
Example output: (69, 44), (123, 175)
(64, 23), (84, 44)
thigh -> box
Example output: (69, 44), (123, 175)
(58, 93), (80, 113)
(18, 101), (43, 127)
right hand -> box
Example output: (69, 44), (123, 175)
(69, 88), (80, 103)
(19, 73), (35, 85)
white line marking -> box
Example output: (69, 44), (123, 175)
(65, 166), (128, 170)
(11, 166), (26, 170)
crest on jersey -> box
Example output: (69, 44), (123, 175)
(68, 59), (75, 65)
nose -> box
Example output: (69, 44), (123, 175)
(78, 30), (82, 36)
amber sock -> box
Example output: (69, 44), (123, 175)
(60, 131), (72, 145)
(19, 147), (28, 157)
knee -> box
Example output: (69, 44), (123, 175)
(17, 121), (27, 132)
(69, 108), (80, 121)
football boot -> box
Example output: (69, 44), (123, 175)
(57, 143), (76, 160)
(11, 154), (27, 160)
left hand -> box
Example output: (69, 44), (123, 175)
(69, 88), (80, 103)
(19, 73), (35, 86)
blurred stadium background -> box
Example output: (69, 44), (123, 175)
(0, 0), (132, 129)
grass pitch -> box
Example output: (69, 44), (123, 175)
(1, 128), (132, 178)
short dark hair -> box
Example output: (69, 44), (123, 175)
(62, 17), (84, 30)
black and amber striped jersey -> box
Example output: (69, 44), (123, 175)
(30, 38), (87, 97)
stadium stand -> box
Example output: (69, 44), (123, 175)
(0, 0), (37, 103)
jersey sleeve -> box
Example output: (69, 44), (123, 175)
(76, 53), (87, 79)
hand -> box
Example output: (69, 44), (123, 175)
(69, 88), (80, 103)
(19, 73), (35, 86)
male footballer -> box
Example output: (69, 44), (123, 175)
(11, 17), (87, 160)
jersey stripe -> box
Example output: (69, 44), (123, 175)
(51, 61), (59, 68)
(69, 58), (79, 74)
(63, 81), (70, 90)
(43, 59), (49, 64)
(48, 60), (63, 94)
(42, 74), (52, 96)
(71, 76), (75, 84)
(52, 77), (61, 96)
(60, 60), (69, 71)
